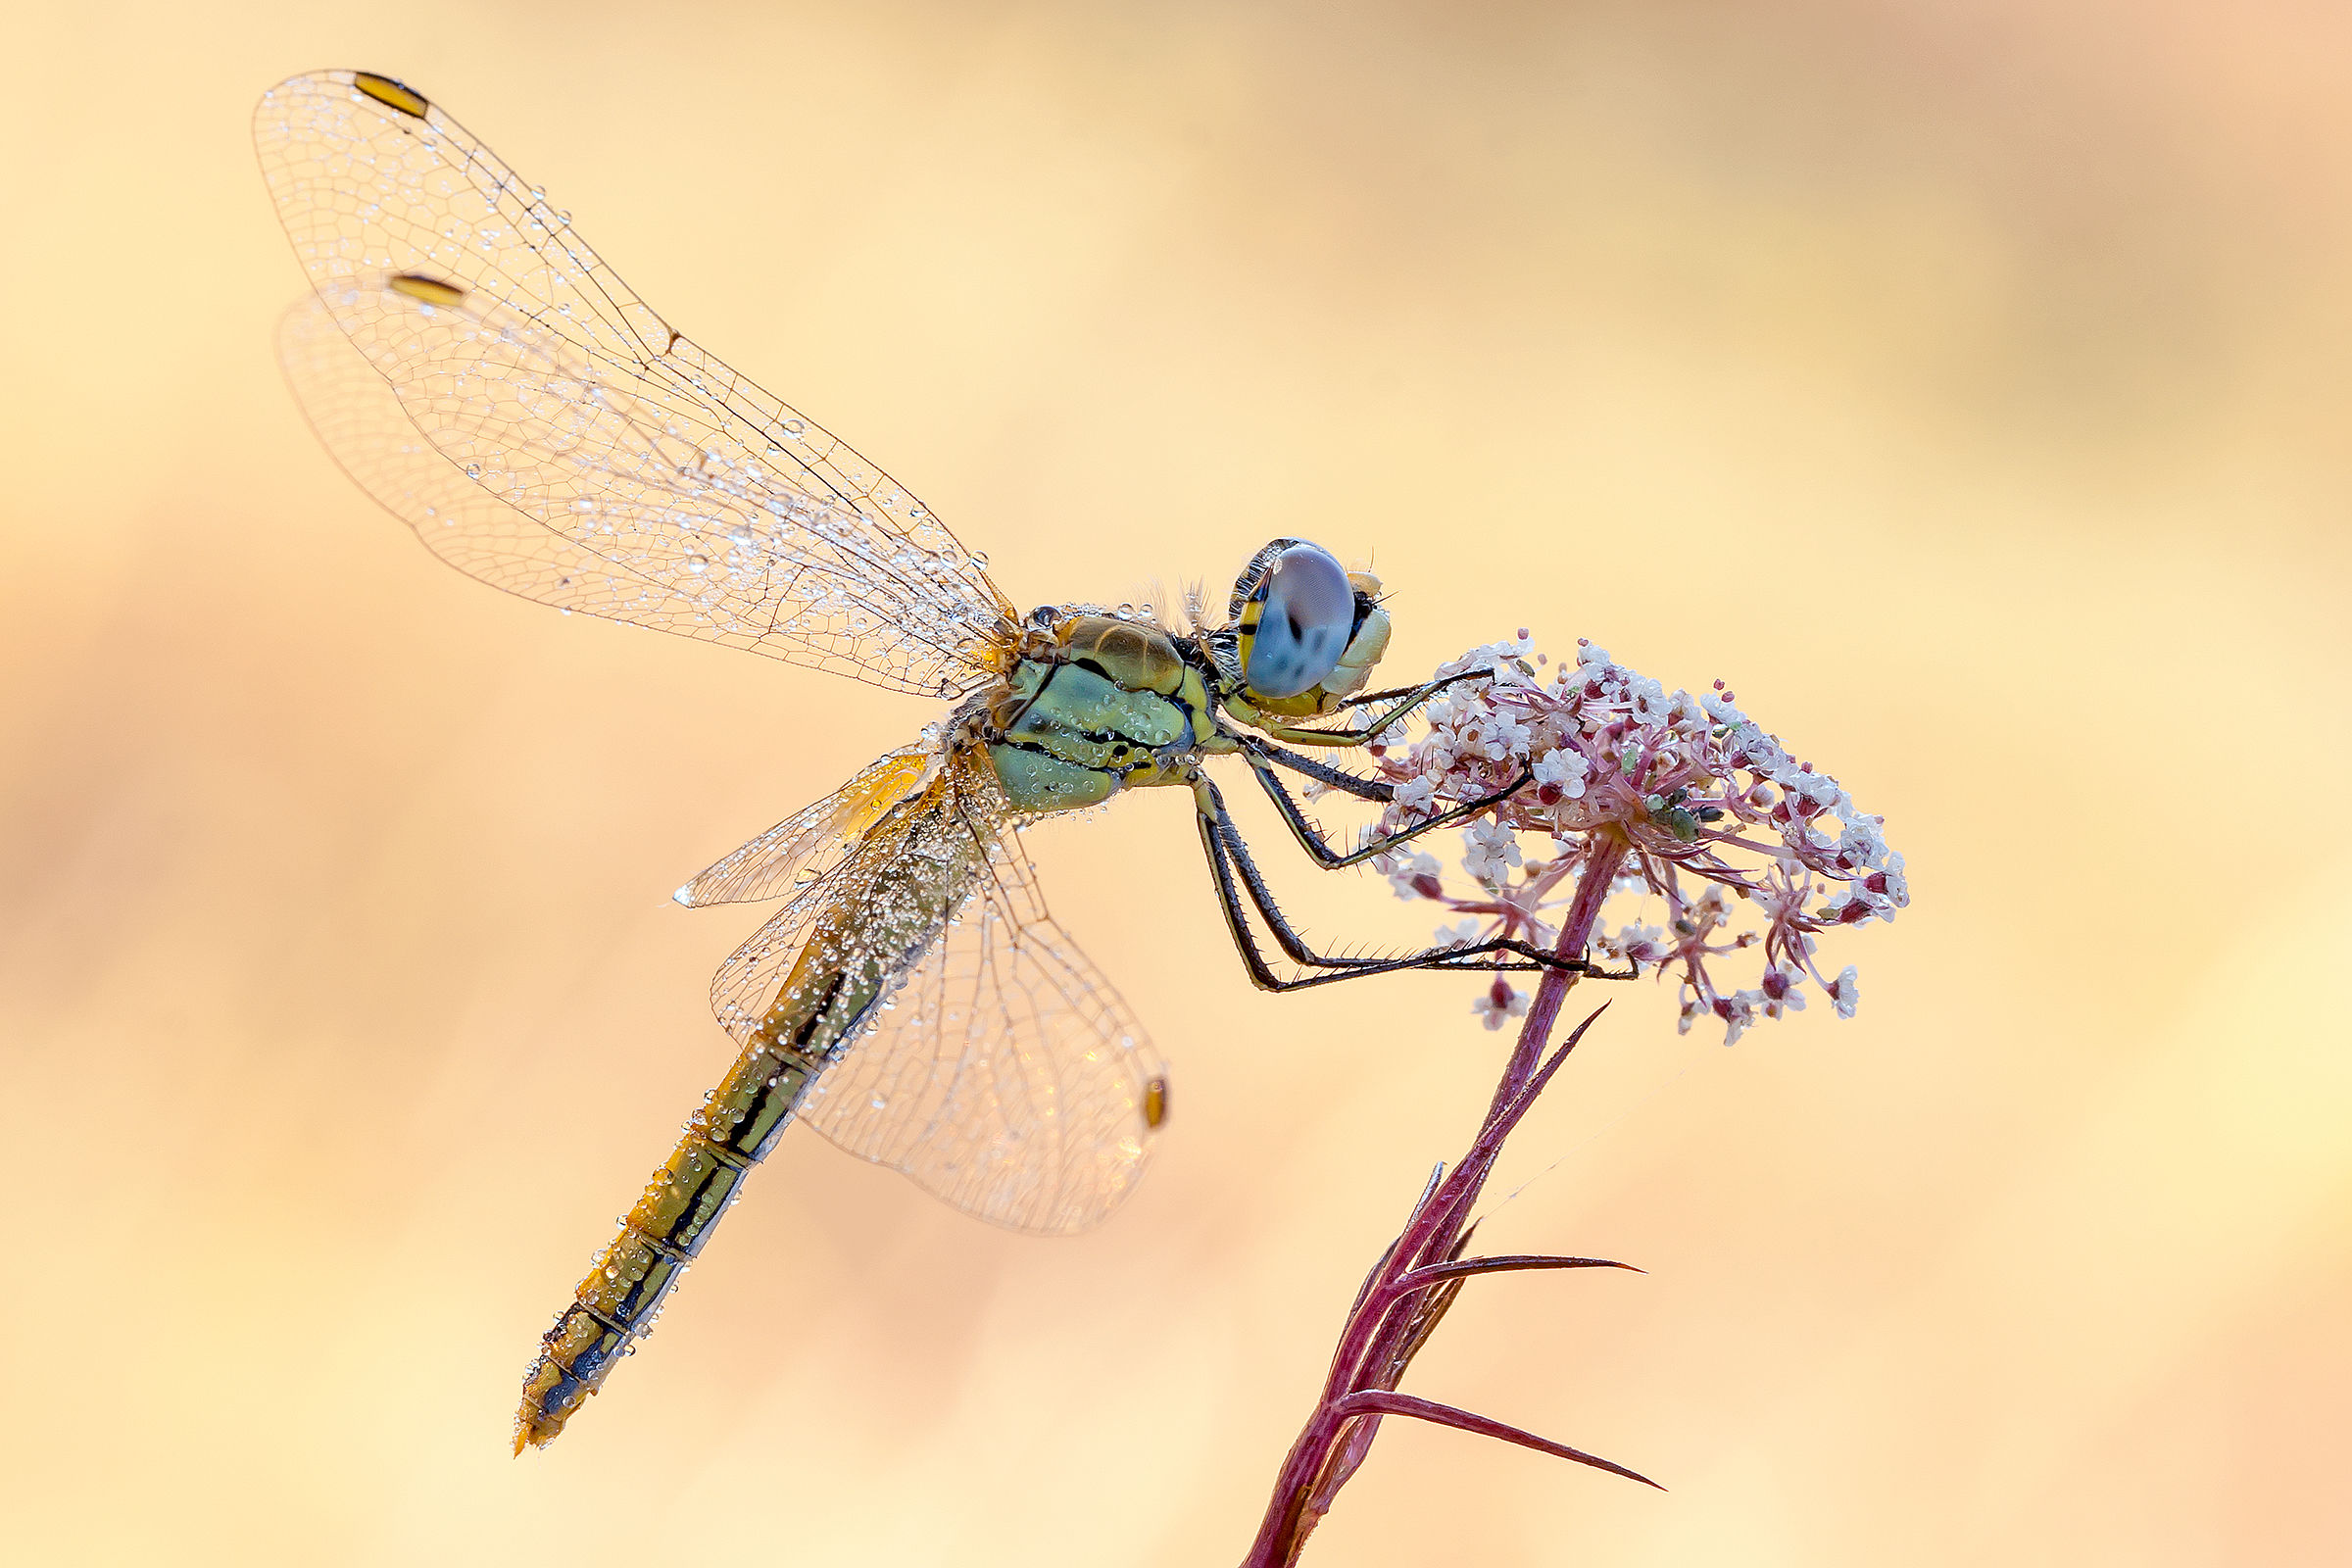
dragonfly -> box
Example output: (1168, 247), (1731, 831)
(255, 69), (1592, 1453)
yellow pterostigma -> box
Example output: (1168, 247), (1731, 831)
(256, 69), (1592, 1452)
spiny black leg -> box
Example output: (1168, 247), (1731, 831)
(1209, 778), (1433, 970)
(1250, 668), (1494, 750)
(1237, 739), (1535, 871)
(1347, 668), (1498, 707)
(1212, 782), (1580, 974)
(1192, 776), (1599, 993)
(1193, 783), (1292, 991)
(1249, 739), (1394, 804)
(1198, 813), (1548, 994)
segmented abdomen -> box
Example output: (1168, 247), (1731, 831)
(514, 787), (974, 1451)
(513, 1030), (820, 1450)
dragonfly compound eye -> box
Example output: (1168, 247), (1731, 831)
(1243, 542), (1355, 699)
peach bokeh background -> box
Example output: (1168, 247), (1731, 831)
(3, 4), (2347, 1564)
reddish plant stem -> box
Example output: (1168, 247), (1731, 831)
(1487, 829), (1629, 1118)
(1237, 830), (1634, 1568)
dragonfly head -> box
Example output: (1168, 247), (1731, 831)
(1228, 539), (1391, 714)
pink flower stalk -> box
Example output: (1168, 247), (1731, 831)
(1368, 636), (1907, 1045)
(1240, 837), (1648, 1568)
(1242, 638), (1907, 1563)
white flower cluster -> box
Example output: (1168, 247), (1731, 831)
(1366, 638), (1906, 1044)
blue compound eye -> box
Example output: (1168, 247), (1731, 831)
(1245, 543), (1355, 699)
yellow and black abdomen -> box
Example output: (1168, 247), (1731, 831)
(985, 616), (1212, 811)
(514, 783), (978, 1451)
(515, 1038), (819, 1449)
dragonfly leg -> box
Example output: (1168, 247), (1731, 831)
(1247, 668), (1491, 750)
(1237, 736), (1533, 870)
(1192, 776), (1596, 993)
(1247, 738), (1394, 804)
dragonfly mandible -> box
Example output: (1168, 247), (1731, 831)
(254, 69), (1591, 1452)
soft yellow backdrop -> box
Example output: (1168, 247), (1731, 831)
(3, 3), (2346, 1564)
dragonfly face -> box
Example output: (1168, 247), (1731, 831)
(1234, 540), (1378, 700)
(257, 70), (1587, 1453)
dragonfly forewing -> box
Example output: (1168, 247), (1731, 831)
(259, 70), (1018, 696)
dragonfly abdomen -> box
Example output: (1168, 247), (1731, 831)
(514, 1035), (823, 1451)
(515, 791), (974, 1452)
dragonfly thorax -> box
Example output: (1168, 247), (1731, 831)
(981, 613), (1221, 812)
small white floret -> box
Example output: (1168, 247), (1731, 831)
(1831, 965), (1861, 1019)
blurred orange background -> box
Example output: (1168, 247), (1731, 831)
(4, 3), (2348, 1563)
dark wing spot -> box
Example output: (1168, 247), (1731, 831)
(354, 72), (430, 119)
(388, 272), (466, 308)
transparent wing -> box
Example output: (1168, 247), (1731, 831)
(797, 831), (1166, 1235)
(708, 755), (1167, 1234)
(671, 745), (938, 909)
(257, 69), (1017, 697)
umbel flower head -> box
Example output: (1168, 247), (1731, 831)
(1367, 636), (1906, 1044)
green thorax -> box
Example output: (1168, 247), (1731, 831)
(983, 614), (1225, 811)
